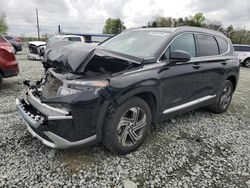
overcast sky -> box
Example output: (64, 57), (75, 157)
(0, 0), (250, 36)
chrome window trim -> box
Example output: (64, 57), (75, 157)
(157, 32), (230, 63)
(163, 95), (216, 114)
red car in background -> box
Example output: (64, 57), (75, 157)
(0, 34), (19, 85)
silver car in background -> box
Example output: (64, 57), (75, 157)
(233, 44), (250, 67)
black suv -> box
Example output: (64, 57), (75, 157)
(16, 27), (239, 154)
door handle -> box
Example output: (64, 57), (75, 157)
(192, 64), (201, 69)
(158, 66), (169, 73)
(221, 62), (227, 65)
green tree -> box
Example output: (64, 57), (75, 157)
(103, 18), (126, 34)
(0, 13), (8, 33)
(148, 16), (173, 27)
(191, 13), (206, 27)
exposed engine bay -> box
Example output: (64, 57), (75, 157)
(42, 42), (143, 76)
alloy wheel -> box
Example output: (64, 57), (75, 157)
(245, 60), (250, 67)
(220, 85), (232, 110)
(117, 107), (147, 147)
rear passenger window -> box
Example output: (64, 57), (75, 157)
(68, 37), (81, 42)
(236, 46), (250, 52)
(170, 33), (196, 57)
(215, 37), (228, 54)
(196, 34), (219, 56)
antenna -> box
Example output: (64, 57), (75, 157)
(36, 9), (40, 40)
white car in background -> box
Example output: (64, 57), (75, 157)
(27, 35), (85, 61)
(27, 41), (46, 60)
(233, 44), (250, 67)
(47, 35), (85, 44)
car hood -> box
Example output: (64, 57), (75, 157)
(44, 42), (143, 73)
(29, 41), (46, 47)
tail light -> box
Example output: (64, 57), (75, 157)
(15, 37), (22, 42)
(0, 45), (15, 54)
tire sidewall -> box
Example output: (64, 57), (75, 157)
(244, 59), (250, 68)
(107, 97), (151, 154)
(216, 80), (233, 112)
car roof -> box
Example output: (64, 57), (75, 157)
(127, 26), (227, 38)
(54, 35), (83, 38)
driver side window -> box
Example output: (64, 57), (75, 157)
(161, 33), (196, 61)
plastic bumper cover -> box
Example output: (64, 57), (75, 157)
(16, 92), (97, 148)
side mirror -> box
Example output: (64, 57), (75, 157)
(169, 50), (191, 64)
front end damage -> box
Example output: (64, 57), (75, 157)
(16, 69), (110, 148)
(16, 42), (143, 149)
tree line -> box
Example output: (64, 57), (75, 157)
(103, 13), (250, 45)
(1, 11), (250, 45)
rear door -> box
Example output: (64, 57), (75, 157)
(194, 34), (229, 97)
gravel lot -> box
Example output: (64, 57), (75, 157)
(0, 48), (250, 187)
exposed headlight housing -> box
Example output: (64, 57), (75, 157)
(57, 80), (109, 96)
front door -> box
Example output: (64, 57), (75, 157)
(158, 33), (203, 113)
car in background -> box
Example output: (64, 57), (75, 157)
(3, 34), (22, 54)
(28, 35), (85, 61)
(233, 44), (250, 67)
(27, 41), (46, 60)
(0, 34), (19, 85)
(46, 35), (85, 47)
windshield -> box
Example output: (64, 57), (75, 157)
(47, 36), (60, 45)
(100, 30), (171, 58)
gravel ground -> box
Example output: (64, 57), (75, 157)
(0, 49), (250, 187)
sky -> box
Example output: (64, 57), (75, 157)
(0, 0), (250, 36)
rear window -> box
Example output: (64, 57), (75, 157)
(215, 37), (228, 54)
(196, 34), (219, 56)
(233, 46), (250, 52)
(67, 37), (82, 42)
(4, 35), (13, 40)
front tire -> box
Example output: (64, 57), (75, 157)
(209, 80), (234, 113)
(103, 97), (151, 154)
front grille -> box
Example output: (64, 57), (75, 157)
(41, 73), (63, 97)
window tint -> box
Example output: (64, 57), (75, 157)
(4, 36), (13, 40)
(196, 34), (219, 56)
(68, 37), (82, 42)
(234, 46), (250, 52)
(215, 37), (228, 54)
(170, 33), (196, 57)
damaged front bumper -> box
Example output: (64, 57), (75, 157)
(16, 89), (97, 149)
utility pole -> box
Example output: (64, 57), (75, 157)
(58, 25), (61, 34)
(36, 9), (40, 40)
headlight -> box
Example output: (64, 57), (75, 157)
(57, 87), (81, 96)
(57, 80), (109, 96)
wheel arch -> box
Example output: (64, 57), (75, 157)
(226, 75), (237, 91)
(96, 87), (161, 141)
(115, 87), (160, 122)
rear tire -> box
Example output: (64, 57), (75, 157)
(103, 97), (151, 154)
(243, 58), (250, 68)
(209, 80), (233, 113)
